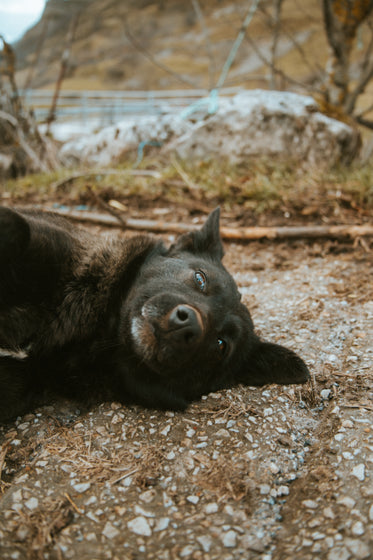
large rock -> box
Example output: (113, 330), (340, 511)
(60, 114), (190, 167)
(166, 90), (360, 166)
(60, 90), (360, 167)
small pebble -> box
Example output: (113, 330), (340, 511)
(197, 535), (212, 552)
(337, 496), (356, 509)
(187, 495), (199, 505)
(127, 516), (152, 537)
(351, 464), (365, 481)
(302, 499), (318, 509)
(222, 530), (237, 548)
(25, 498), (38, 511)
(351, 521), (364, 536)
(102, 522), (120, 539)
(204, 503), (218, 514)
(71, 482), (91, 493)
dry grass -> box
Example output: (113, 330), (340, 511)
(3, 158), (373, 221)
(195, 455), (253, 504)
(42, 425), (165, 488)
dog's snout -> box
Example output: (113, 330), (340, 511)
(168, 305), (203, 347)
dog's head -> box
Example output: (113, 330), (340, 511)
(121, 208), (309, 395)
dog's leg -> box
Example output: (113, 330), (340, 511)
(0, 357), (39, 422)
(0, 207), (31, 263)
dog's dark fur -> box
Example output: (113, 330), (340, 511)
(0, 206), (309, 422)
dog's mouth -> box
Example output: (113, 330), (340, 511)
(130, 301), (205, 371)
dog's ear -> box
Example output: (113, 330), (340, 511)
(237, 339), (310, 387)
(169, 207), (224, 260)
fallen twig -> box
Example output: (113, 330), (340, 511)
(46, 208), (373, 241)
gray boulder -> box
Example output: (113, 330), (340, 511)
(60, 90), (360, 167)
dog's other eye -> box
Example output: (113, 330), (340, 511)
(194, 271), (207, 292)
(217, 338), (227, 356)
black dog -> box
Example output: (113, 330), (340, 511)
(0, 206), (309, 422)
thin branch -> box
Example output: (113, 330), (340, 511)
(191, 0), (216, 89)
(23, 17), (49, 90)
(258, 3), (324, 80)
(356, 102), (373, 118)
(354, 115), (373, 130)
(122, 15), (200, 89)
(345, 27), (373, 114)
(269, 0), (284, 89)
(46, 12), (80, 128)
(215, 0), (261, 89)
(244, 34), (321, 93)
(38, 208), (373, 241)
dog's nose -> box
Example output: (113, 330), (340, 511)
(168, 305), (202, 347)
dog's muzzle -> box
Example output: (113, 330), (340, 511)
(167, 304), (203, 349)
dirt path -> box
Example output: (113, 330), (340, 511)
(0, 220), (372, 560)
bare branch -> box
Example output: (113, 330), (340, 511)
(191, 0), (216, 89)
(46, 12), (80, 128)
(258, 3), (325, 80)
(122, 16), (200, 89)
(215, 0), (261, 89)
(345, 23), (373, 113)
(354, 115), (373, 129)
(244, 34), (322, 93)
(269, 0), (284, 89)
(39, 207), (373, 241)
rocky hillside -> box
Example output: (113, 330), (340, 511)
(14, 0), (326, 92)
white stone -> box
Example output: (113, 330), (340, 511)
(337, 496), (356, 508)
(127, 516), (152, 537)
(102, 522), (120, 539)
(71, 482), (91, 493)
(302, 499), (318, 509)
(327, 547), (351, 560)
(187, 495), (199, 504)
(139, 489), (156, 503)
(351, 464), (365, 481)
(197, 535), (213, 552)
(25, 497), (39, 511)
(345, 538), (371, 559)
(160, 425), (171, 436)
(154, 517), (170, 532)
(351, 521), (364, 536)
(180, 545), (195, 557)
(222, 530), (237, 548)
(277, 485), (290, 496)
(259, 484), (271, 495)
(369, 503), (373, 521)
(321, 389), (331, 399)
(269, 462), (280, 474)
(134, 505), (155, 518)
(204, 503), (219, 514)
(215, 429), (230, 438)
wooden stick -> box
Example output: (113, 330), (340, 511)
(48, 208), (373, 241)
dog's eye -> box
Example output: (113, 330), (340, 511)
(217, 338), (227, 356)
(194, 271), (207, 292)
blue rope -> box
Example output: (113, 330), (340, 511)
(134, 0), (260, 166)
(134, 140), (163, 167)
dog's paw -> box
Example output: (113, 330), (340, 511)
(0, 207), (30, 262)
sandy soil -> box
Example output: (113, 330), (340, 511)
(0, 208), (372, 560)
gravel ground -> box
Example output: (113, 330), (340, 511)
(0, 224), (372, 560)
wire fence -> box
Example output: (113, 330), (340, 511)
(23, 87), (244, 126)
